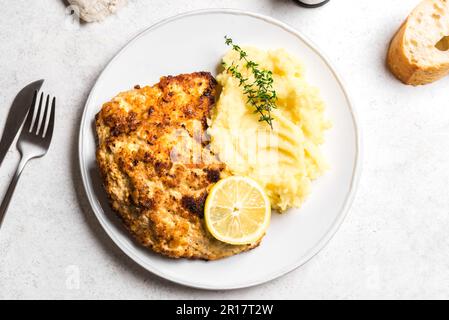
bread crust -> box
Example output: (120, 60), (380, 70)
(387, 0), (449, 86)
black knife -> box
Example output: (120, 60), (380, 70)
(0, 79), (44, 167)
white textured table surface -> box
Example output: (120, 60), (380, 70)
(1, 0), (449, 300)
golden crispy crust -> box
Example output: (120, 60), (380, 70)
(95, 72), (260, 260)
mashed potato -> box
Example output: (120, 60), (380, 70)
(208, 48), (331, 212)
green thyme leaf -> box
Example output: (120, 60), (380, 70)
(223, 36), (277, 128)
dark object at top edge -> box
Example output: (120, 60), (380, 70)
(293, 0), (330, 8)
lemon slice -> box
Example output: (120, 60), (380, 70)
(205, 176), (271, 245)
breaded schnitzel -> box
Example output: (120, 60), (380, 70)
(95, 72), (260, 260)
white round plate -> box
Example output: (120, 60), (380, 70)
(79, 9), (361, 290)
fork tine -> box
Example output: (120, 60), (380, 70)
(43, 97), (55, 139)
(23, 90), (38, 132)
(37, 95), (50, 136)
(32, 92), (44, 134)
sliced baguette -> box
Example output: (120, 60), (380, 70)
(387, 0), (449, 85)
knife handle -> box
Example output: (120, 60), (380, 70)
(0, 156), (29, 230)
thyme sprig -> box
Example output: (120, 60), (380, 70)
(222, 36), (277, 128)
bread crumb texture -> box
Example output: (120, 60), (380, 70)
(388, 0), (449, 85)
(96, 72), (261, 260)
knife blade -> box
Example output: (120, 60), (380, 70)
(0, 79), (44, 167)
